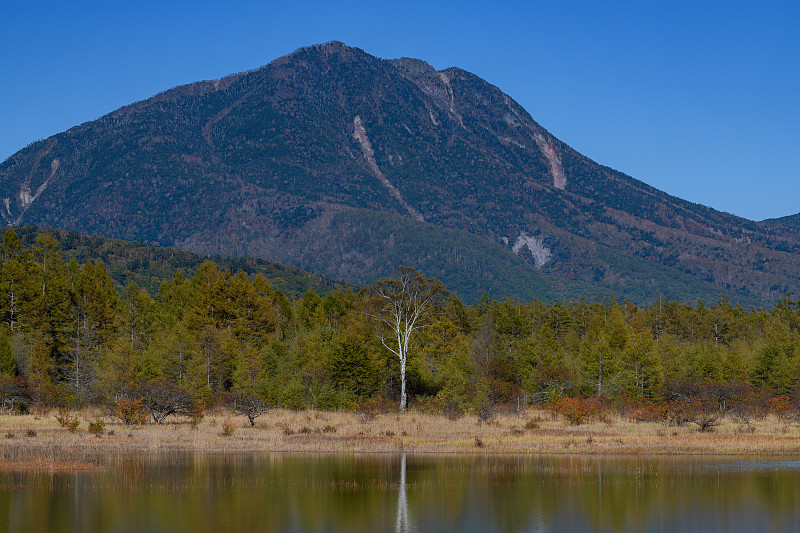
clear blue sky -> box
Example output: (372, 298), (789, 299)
(2, 0), (798, 221)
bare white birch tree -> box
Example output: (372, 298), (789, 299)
(369, 267), (446, 411)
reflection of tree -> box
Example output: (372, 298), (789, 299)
(396, 453), (410, 533)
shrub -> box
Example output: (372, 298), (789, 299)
(477, 405), (496, 423)
(88, 419), (106, 437)
(684, 399), (721, 432)
(0, 376), (32, 415)
(551, 397), (601, 425)
(356, 400), (380, 423)
(662, 399), (694, 427)
(55, 407), (80, 432)
(134, 380), (198, 424)
(54, 406), (71, 426)
(114, 398), (149, 425)
(605, 395), (638, 418)
(524, 418), (541, 430)
(225, 391), (270, 427)
(220, 420), (235, 437)
(629, 403), (669, 423)
(768, 396), (794, 421)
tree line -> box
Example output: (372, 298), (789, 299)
(2, 228), (800, 422)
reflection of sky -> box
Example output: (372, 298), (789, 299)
(710, 460), (800, 472)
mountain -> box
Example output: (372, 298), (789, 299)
(11, 226), (342, 298)
(762, 213), (800, 232)
(2, 41), (798, 304)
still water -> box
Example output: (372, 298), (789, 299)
(2, 453), (799, 532)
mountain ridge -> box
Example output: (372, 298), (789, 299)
(1, 41), (798, 304)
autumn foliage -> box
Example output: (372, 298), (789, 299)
(114, 398), (149, 425)
(550, 397), (603, 425)
(1, 228), (800, 429)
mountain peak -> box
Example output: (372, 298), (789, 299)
(1, 43), (797, 304)
(276, 40), (371, 65)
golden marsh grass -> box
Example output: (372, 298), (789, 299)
(1, 407), (799, 471)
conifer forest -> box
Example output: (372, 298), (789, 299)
(2, 228), (800, 425)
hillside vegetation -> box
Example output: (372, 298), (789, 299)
(2, 227), (800, 431)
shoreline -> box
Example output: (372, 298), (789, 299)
(2, 408), (800, 471)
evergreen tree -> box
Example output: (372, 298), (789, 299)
(580, 304), (628, 396)
(0, 327), (14, 376)
(0, 229), (40, 332)
(329, 335), (379, 398)
(65, 261), (119, 400)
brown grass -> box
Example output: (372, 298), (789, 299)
(1, 407), (799, 467)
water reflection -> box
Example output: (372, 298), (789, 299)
(395, 453), (409, 533)
(2, 453), (800, 532)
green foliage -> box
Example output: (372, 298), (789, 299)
(88, 418), (106, 437)
(0, 327), (14, 376)
(329, 336), (379, 398)
(13, 226), (342, 298)
(751, 340), (799, 394)
(2, 228), (800, 421)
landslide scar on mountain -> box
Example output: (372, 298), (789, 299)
(502, 95), (566, 190)
(437, 73), (465, 129)
(352, 116), (424, 222)
(4, 140), (58, 225)
(18, 157), (59, 225)
(534, 133), (566, 190)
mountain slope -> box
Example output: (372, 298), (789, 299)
(11, 226), (342, 298)
(1, 41), (797, 303)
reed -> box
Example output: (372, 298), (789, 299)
(1, 406), (799, 467)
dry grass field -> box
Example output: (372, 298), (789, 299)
(1, 407), (800, 472)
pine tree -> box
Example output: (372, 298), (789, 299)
(32, 233), (73, 357)
(0, 229), (40, 333)
(329, 335), (378, 398)
(580, 305), (628, 396)
(65, 261), (119, 400)
(0, 327), (14, 376)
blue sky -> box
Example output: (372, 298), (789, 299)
(2, 1), (798, 221)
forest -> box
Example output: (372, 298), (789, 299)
(2, 227), (800, 427)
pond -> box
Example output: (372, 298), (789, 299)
(2, 453), (799, 532)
